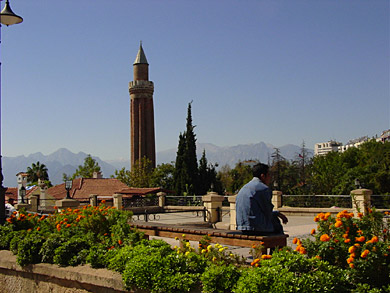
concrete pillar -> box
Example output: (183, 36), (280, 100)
(89, 194), (98, 207)
(14, 202), (31, 212)
(157, 192), (166, 207)
(55, 198), (79, 212)
(113, 194), (123, 210)
(272, 190), (283, 208)
(38, 179), (48, 208)
(30, 195), (38, 212)
(202, 192), (224, 223)
(351, 189), (372, 216)
(228, 195), (237, 230)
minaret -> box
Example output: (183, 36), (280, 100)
(129, 44), (156, 170)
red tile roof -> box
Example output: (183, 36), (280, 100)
(47, 178), (129, 200)
(5, 187), (17, 200)
(119, 187), (173, 196)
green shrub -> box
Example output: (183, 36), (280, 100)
(39, 234), (68, 264)
(200, 264), (241, 293)
(0, 225), (16, 250)
(16, 232), (45, 266)
(122, 252), (200, 293)
(53, 236), (90, 266)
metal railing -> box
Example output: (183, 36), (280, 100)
(371, 195), (390, 209)
(165, 195), (203, 206)
(123, 196), (159, 209)
(282, 195), (352, 208)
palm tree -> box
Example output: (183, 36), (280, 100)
(27, 161), (49, 184)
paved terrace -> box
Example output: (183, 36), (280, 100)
(132, 211), (317, 260)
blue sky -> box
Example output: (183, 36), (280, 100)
(1, 0), (389, 161)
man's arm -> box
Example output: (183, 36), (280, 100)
(277, 212), (288, 224)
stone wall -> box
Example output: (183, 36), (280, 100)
(0, 250), (133, 293)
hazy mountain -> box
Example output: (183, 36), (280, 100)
(157, 142), (312, 167)
(3, 148), (117, 187)
(3, 143), (312, 187)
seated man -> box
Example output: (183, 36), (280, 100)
(236, 163), (288, 235)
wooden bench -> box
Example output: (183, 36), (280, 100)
(132, 223), (288, 252)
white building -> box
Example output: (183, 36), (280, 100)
(315, 129), (390, 156)
(314, 141), (342, 156)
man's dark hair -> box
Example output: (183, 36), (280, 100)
(252, 163), (269, 178)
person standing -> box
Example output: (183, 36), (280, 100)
(236, 163), (288, 235)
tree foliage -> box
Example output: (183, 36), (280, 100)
(174, 102), (199, 195)
(67, 155), (101, 180)
(27, 161), (49, 185)
(217, 140), (390, 195)
(113, 158), (175, 190)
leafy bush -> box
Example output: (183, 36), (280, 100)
(200, 264), (241, 293)
(53, 236), (90, 266)
(16, 231), (45, 266)
(300, 209), (390, 288)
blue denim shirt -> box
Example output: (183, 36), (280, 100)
(235, 177), (278, 232)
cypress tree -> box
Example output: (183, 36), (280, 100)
(184, 102), (199, 194)
(174, 132), (187, 195)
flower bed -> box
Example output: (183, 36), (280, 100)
(1, 203), (389, 292)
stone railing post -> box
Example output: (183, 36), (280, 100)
(228, 195), (237, 230)
(202, 192), (225, 223)
(351, 189), (372, 216)
(89, 194), (98, 207)
(157, 192), (166, 207)
(272, 190), (283, 208)
(113, 194), (123, 210)
(29, 195), (38, 213)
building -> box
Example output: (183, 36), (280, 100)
(314, 129), (390, 156)
(129, 43), (156, 170)
(314, 141), (342, 156)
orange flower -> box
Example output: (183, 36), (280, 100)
(66, 224), (71, 228)
(251, 258), (260, 266)
(36, 227), (40, 231)
(350, 253), (356, 258)
(311, 229), (316, 235)
(371, 236), (379, 243)
(347, 257), (354, 264)
(334, 221), (342, 228)
(292, 237), (298, 244)
(348, 246), (356, 253)
(344, 239), (351, 243)
(261, 254), (272, 260)
(118, 240), (123, 245)
(355, 236), (365, 242)
(299, 247), (307, 255)
(314, 216), (319, 222)
(361, 249), (369, 258)
(357, 213), (363, 218)
(324, 212), (331, 220)
(349, 263), (355, 269)
(315, 255), (321, 260)
(320, 234), (331, 242)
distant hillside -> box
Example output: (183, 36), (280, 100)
(157, 142), (313, 167)
(3, 148), (117, 187)
(3, 143), (312, 187)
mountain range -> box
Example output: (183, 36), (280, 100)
(3, 143), (313, 187)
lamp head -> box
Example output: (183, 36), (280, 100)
(1, 0), (23, 26)
(65, 180), (73, 190)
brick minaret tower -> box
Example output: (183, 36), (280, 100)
(129, 44), (156, 170)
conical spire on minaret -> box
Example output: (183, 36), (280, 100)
(134, 41), (148, 65)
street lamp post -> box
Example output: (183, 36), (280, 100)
(0, 0), (23, 225)
(65, 180), (73, 199)
(19, 185), (25, 203)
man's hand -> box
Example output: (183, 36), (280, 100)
(278, 212), (288, 224)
